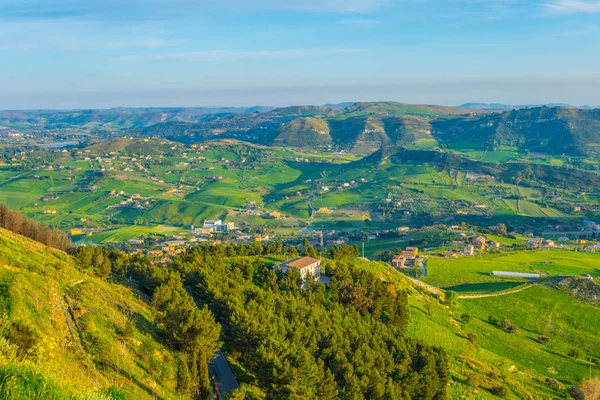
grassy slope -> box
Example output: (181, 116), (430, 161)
(0, 228), (180, 399)
(423, 250), (600, 287)
(351, 258), (600, 399)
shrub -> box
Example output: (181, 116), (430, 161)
(488, 315), (499, 325)
(507, 325), (518, 334)
(538, 335), (551, 344)
(545, 378), (562, 390)
(461, 313), (472, 323)
(568, 348), (583, 359)
(467, 333), (478, 345)
(444, 290), (458, 307)
(568, 385), (585, 400)
(501, 319), (511, 329)
(489, 385), (509, 398)
(467, 374), (482, 388)
(7, 321), (37, 358)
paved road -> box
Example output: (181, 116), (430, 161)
(418, 259), (427, 278)
(210, 350), (239, 399)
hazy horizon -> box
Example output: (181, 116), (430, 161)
(1, 0), (599, 109)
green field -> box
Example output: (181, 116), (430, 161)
(423, 250), (600, 287)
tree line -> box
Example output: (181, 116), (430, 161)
(0, 204), (72, 252)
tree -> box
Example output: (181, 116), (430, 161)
(501, 319), (511, 330)
(461, 313), (472, 323)
(176, 355), (192, 395)
(444, 291), (458, 307)
(152, 276), (221, 355)
(496, 223), (507, 236)
(196, 349), (211, 400)
(317, 369), (338, 400)
(488, 315), (499, 325)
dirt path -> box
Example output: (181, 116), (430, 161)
(457, 284), (536, 299)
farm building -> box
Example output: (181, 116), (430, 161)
(473, 236), (487, 249)
(492, 271), (540, 279)
(391, 255), (406, 268)
(464, 245), (474, 256)
(403, 247), (419, 260)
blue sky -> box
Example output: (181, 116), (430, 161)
(0, 0), (599, 109)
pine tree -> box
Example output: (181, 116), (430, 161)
(317, 369), (338, 400)
(196, 349), (211, 400)
(176, 355), (192, 395)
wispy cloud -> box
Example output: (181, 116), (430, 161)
(121, 48), (365, 61)
(0, 0), (391, 21)
(544, 0), (600, 14)
(0, 20), (177, 51)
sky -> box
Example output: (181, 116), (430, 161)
(0, 0), (599, 109)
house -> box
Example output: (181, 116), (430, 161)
(529, 237), (543, 249)
(278, 257), (321, 281)
(147, 249), (163, 257)
(464, 245), (475, 256)
(403, 247), (419, 260)
(473, 236), (487, 249)
(489, 241), (501, 248)
(391, 255), (406, 268)
(41, 195), (58, 201)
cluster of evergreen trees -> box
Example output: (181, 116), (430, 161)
(70, 238), (448, 399)
(0, 204), (72, 252)
(164, 244), (448, 399)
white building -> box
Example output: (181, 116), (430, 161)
(278, 257), (321, 281)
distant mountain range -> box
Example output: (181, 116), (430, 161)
(4, 101), (600, 157)
(459, 103), (599, 111)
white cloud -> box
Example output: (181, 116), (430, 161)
(121, 48), (365, 61)
(544, 0), (600, 14)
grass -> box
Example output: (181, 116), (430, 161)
(347, 257), (600, 399)
(0, 228), (182, 399)
(423, 250), (600, 287)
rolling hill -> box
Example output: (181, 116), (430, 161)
(0, 227), (182, 399)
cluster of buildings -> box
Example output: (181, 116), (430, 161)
(192, 219), (236, 235)
(391, 247), (419, 269)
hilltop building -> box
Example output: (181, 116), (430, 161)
(278, 257), (321, 281)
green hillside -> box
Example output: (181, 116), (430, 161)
(273, 117), (332, 147)
(433, 106), (600, 155)
(0, 228), (182, 399)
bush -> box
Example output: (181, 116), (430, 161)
(568, 348), (583, 359)
(538, 335), (551, 344)
(467, 374), (482, 388)
(545, 378), (562, 391)
(489, 385), (509, 398)
(501, 319), (511, 329)
(488, 315), (499, 325)
(568, 385), (585, 400)
(507, 325), (518, 334)
(461, 313), (472, 323)
(467, 333), (478, 345)
(444, 290), (458, 307)
(7, 321), (37, 358)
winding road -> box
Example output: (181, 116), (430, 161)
(210, 350), (240, 399)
